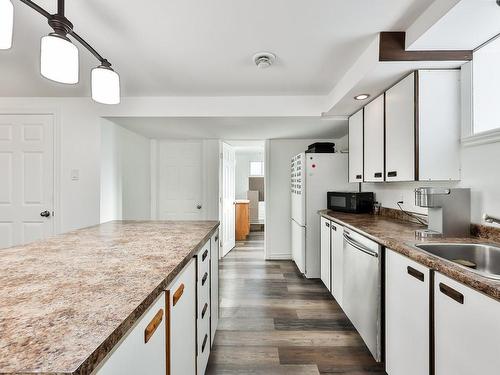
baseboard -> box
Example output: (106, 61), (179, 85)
(266, 253), (292, 260)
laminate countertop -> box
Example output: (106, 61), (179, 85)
(0, 220), (219, 375)
(318, 210), (500, 302)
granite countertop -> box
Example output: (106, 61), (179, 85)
(318, 209), (500, 302)
(0, 220), (219, 375)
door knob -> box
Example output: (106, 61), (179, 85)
(40, 210), (51, 217)
(197, 204), (202, 210)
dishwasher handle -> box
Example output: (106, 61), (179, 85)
(343, 233), (379, 258)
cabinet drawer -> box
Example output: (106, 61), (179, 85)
(197, 240), (210, 280)
(198, 275), (210, 318)
(197, 316), (210, 375)
(93, 292), (166, 375)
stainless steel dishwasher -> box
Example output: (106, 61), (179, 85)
(342, 228), (382, 362)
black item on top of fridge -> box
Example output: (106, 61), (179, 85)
(305, 142), (335, 153)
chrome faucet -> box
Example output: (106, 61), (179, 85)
(484, 214), (500, 225)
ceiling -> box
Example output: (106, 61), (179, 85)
(0, 0), (433, 97)
(107, 116), (348, 140)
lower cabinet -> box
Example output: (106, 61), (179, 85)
(330, 222), (344, 306)
(210, 230), (219, 346)
(385, 249), (430, 375)
(169, 259), (197, 375)
(320, 217), (331, 291)
(196, 240), (211, 375)
(434, 272), (500, 375)
(93, 292), (167, 375)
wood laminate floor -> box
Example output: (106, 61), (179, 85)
(206, 231), (385, 375)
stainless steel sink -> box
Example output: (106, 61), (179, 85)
(411, 243), (500, 280)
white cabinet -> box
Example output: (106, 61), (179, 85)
(169, 259), (197, 375)
(94, 292), (167, 375)
(385, 249), (430, 375)
(320, 217), (331, 291)
(385, 70), (461, 182)
(348, 108), (364, 183)
(330, 221), (344, 306)
(210, 230), (219, 346)
(385, 72), (416, 182)
(196, 240), (211, 375)
(434, 272), (500, 375)
(363, 94), (385, 182)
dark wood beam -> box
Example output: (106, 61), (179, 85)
(379, 32), (472, 62)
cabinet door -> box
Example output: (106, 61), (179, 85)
(320, 217), (331, 291)
(94, 293), (166, 375)
(348, 109), (364, 183)
(418, 70), (461, 181)
(364, 95), (385, 182)
(330, 222), (344, 306)
(385, 73), (415, 182)
(210, 230), (219, 346)
(169, 260), (196, 375)
(385, 250), (429, 375)
(435, 272), (500, 375)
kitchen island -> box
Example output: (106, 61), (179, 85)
(0, 220), (219, 375)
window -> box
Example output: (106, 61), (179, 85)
(472, 36), (500, 135)
(249, 161), (264, 176)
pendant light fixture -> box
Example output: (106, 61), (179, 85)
(0, 0), (14, 49)
(3, 0), (120, 104)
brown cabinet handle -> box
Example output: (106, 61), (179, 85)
(201, 302), (208, 319)
(202, 272), (208, 286)
(202, 249), (209, 261)
(173, 283), (185, 306)
(144, 309), (163, 343)
(407, 266), (425, 282)
(201, 334), (208, 353)
(439, 282), (464, 304)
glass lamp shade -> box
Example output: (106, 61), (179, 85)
(91, 66), (120, 105)
(0, 0), (14, 50)
(40, 34), (79, 84)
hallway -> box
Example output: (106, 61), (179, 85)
(206, 232), (384, 375)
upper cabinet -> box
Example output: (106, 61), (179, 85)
(363, 95), (385, 182)
(348, 108), (364, 183)
(385, 73), (416, 182)
(348, 69), (461, 183)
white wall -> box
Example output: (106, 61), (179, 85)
(100, 121), (151, 222)
(360, 141), (500, 227)
(265, 139), (340, 260)
(235, 150), (264, 199)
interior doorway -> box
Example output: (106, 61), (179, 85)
(220, 140), (265, 258)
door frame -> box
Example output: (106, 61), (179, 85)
(219, 140), (267, 259)
(0, 107), (61, 235)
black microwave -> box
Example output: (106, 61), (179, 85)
(327, 192), (374, 213)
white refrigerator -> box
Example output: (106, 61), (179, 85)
(291, 152), (355, 278)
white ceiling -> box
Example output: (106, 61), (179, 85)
(107, 116), (348, 140)
(0, 0), (433, 97)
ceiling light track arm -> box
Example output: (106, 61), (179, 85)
(17, 0), (112, 67)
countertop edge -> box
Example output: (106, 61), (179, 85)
(71, 222), (220, 375)
(318, 210), (500, 303)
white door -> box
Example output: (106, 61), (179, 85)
(385, 72), (415, 182)
(0, 114), (54, 249)
(320, 217), (331, 291)
(434, 272), (500, 375)
(348, 109), (364, 183)
(221, 142), (235, 257)
(158, 141), (203, 220)
(385, 249), (429, 375)
(364, 94), (385, 182)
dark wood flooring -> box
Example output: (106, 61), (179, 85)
(207, 231), (385, 375)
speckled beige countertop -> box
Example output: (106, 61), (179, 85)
(0, 220), (219, 375)
(319, 210), (500, 302)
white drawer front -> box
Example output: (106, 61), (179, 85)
(197, 240), (210, 279)
(197, 315), (210, 375)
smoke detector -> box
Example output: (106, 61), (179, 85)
(253, 52), (276, 69)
